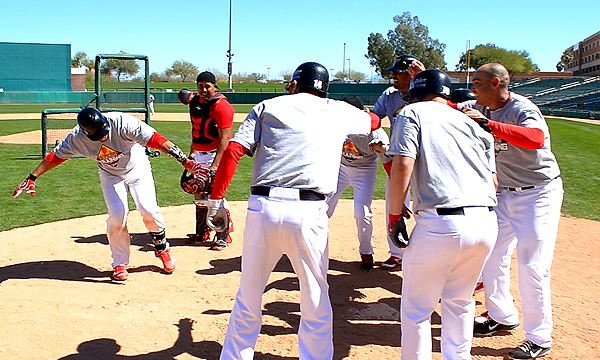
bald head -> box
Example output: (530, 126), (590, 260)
(477, 63), (510, 89)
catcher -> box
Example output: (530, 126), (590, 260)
(178, 71), (234, 250)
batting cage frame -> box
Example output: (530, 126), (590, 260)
(40, 53), (151, 158)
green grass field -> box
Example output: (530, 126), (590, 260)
(0, 103), (256, 114)
(0, 116), (598, 232)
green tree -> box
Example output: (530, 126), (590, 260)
(71, 51), (94, 69)
(99, 51), (140, 82)
(366, 11), (447, 80)
(279, 69), (294, 81)
(334, 70), (366, 83)
(556, 49), (574, 72)
(167, 60), (199, 82)
(456, 44), (539, 77)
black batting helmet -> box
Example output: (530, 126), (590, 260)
(291, 62), (329, 97)
(450, 88), (476, 103)
(387, 55), (419, 73)
(77, 107), (110, 141)
(407, 69), (452, 103)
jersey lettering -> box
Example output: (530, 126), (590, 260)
(97, 144), (123, 167)
(495, 138), (509, 155)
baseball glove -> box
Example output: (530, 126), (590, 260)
(180, 168), (215, 195)
(178, 89), (194, 105)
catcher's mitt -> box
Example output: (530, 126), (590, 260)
(180, 168), (215, 195)
(178, 89), (194, 105)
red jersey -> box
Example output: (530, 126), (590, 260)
(189, 94), (234, 152)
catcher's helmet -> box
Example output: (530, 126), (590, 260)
(407, 69), (451, 103)
(387, 55), (419, 73)
(77, 107), (110, 141)
(450, 88), (476, 103)
(180, 169), (203, 195)
(291, 62), (329, 97)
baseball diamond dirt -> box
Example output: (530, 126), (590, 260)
(1, 113), (599, 359)
(0, 200), (598, 359)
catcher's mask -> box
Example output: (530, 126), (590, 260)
(180, 169), (203, 194)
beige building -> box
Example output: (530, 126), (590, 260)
(565, 30), (600, 76)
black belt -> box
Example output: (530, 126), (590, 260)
(436, 206), (494, 216)
(506, 185), (535, 192)
(251, 186), (326, 201)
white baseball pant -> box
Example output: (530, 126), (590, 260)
(327, 162), (377, 255)
(99, 162), (165, 268)
(481, 177), (563, 348)
(401, 207), (497, 360)
(220, 191), (332, 360)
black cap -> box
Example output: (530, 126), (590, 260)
(342, 95), (365, 110)
(196, 71), (216, 84)
(387, 55), (419, 73)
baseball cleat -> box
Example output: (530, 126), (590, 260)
(156, 249), (176, 273)
(508, 340), (551, 359)
(112, 265), (129, 281)
(474, 317), (519, 337)
(474, 311), (490, 324)
(186, 230), (211, 244)
(381, 256), (402, 270)
(360, 254), (374, 272)
(210, 237), (228, 251)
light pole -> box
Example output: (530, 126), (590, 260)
(226, 0), (234, 92)
(465, 40), (471, 85)
(347, 59), (351, 80)
(330, 68), (334, 80)
(343, 43), (346, 75)
(267, 67), (270, 81)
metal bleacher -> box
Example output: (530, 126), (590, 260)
(510, 76), (600, 113)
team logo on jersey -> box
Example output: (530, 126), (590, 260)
(314, 79), (323, 90)
(494, 138), (509, 155)
(97, 144), (123, 167)
(393, 103), (408, 119)
(342, 142), (363, 162)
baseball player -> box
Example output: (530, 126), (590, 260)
(327, 95), (390, 272)
(388, 70), (498, 359)
(372, 55), (425, 270)
(177, 71), (234, 250)
(12, 107), (204, 281)
(149, 92), (155, 115)
(459, 63), (563, 359)
(201, 62), (381, 360)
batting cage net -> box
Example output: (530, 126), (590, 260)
(40, 108), (147, 158)
(40, 53), (150, 157)
(95, 53), (150, 123)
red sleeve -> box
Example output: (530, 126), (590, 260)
(487, 121), (545, 150)
(44, 151), (67, 165)
(210, 141), (250, 199)
(369, 112), (381, 131)
(446, 100), (458, 109)
(382, 161), (392, 177)
(146, 132), (169, 149)
(213, 98), (235, 129)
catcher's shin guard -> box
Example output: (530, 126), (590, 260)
(150, 229), (168, 253)
(196, 206), (210, 236)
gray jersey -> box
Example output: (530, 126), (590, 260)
(53, 112), (155, 176)
(459, 93), (560, 188)
(342, 128), (389, 167)
(232, 93), (372, 196)
(372, 86), (409, 133)
(388, 101), (496, 212)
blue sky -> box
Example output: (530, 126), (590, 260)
(2, 0), (599, 79)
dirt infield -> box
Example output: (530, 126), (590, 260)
(0, 200), (598, 359)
